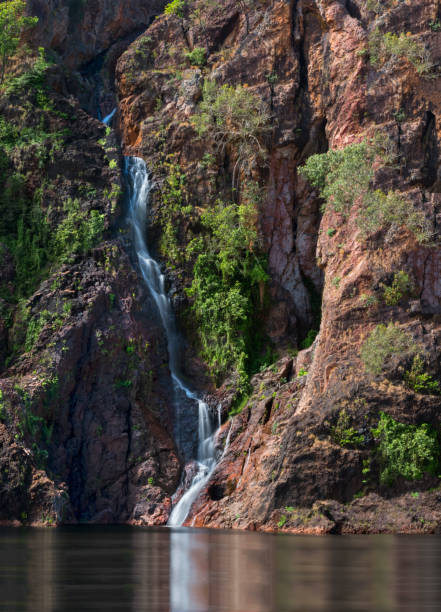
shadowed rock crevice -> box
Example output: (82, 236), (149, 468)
(345, 0), (361, 22)
(421, 110), (438, 189)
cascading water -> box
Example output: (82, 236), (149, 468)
(102, 108), (117, 125)
(168, 401), (217, 527)
(125, 156), (218, 527)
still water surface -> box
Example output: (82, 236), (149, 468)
(1, 526), (440, 611)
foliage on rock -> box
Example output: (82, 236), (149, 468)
(381, 271), (412, 306)
(404, 355), (441, 395)
(299, 139), (431, 243)
(372, 412), (439, 485)
(0, 0), (38, 83)
(361, 323), (418, 376)
(187, 181), (268, 388)
(192, 80), (271, 184)
(368, 29), (433, 75)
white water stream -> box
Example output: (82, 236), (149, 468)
(102, 108), (117, 125)
(125, 156), (218, 526)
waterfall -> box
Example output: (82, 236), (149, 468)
(168, 400), (217, 527)
(125, 156), (218, 527)
(102, 108), (116, 125)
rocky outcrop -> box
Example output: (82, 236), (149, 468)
(1, 243), (181, 524)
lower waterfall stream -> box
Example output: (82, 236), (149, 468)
(125, 156), (218, 526)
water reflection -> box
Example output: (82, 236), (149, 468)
(170, 529), (275, 611)
(1, 527), (441, 611)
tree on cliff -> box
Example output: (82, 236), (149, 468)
(0, 0), (38, 83)
(193, 80), (270, 188)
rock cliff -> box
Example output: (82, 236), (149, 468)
(0, 2), (179, 525)
(2, 0), (441, 532)
(115, 0), (441, 532)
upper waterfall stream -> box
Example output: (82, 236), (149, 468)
(125, 156), (218, 526)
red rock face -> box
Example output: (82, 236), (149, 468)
(113, 0), (441, 532)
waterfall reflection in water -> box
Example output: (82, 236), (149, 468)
(1, 527), (441, 612)
(124, 156), (218, 526)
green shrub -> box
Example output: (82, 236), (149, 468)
(359, 293), (378, 308)
(384, 32), (432, 74)
(331, 409), (364, 447)
(0, 117), (65, 152)
(157, 82), (271, 388)
(299, 141), (372, 216)
(360, 322), (418, 375)
(382, 271), (411, 305)
(405, 355), (441, 395)
(5, 47), (51, 101)
(9, 196), (50, 297)
(372, 412), (439, 484)
(164, 0), (185, 17)
(14, 385), (53, 466)
(115, 379), (132, 389)
(393, 108), (406, 123)
(366, 0), (391, 14)
(23, 305), (71, 352)
(299, 139), (431, 243)
(50, 199), (105, 262)
(156, 165), (269, 390)
(229, 393), (250, 417)
(367, 27), (385, 66)
(368, 29), (432, 75)
(0, 172), (26, 236)
(301, 329), (318, 350)
(24, 309), (52, 352)
(361, 458), (371, 484)
(277, 514), (287, 528)
(359, 189), (431, 243)
(0, 57), (105, 306)
(429, 19), (441, 32)
(0, 0), (38, 83)
(185, 47), (207, 67)
(192, 80), (270, 180)
(187, 183), (268, 387)
(158, 161), (189, 265)
(2, 194), (104, 299)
